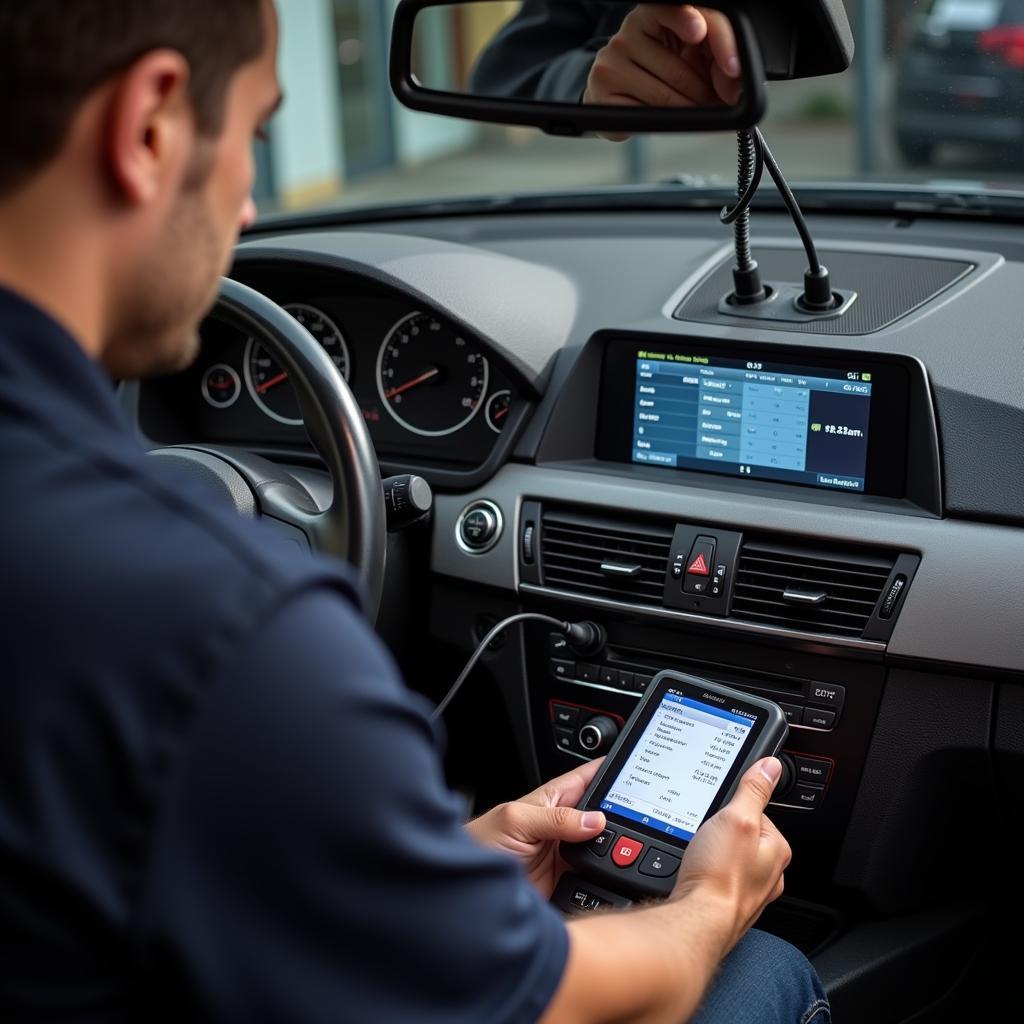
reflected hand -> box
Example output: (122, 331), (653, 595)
(584, 4), (743, 121)
(465, 759), (607, 899)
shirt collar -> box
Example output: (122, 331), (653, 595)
(0, 284), (130, 444)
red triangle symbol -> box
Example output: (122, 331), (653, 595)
(687, 553), (709, 576)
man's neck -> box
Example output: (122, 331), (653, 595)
(0, 179), (109, 361)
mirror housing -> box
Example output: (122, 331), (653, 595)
(390, 0), (768, 136)
(390, 1), (853, 137)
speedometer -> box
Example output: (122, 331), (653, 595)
(243, 303), (350, 426)
(376, 312), (489, 436)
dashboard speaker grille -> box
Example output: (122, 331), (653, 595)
(540, 510), (672, 606)
(731, 538), (894, 637)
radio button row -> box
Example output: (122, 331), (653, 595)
(779, 702), (803, 724)
(554, 727), (576, 753)
(552, 703), (580, 729)
(793, 784), (825, 808)
(808, 682), (845, 710)
(802, 707), (836, 730)
(793, 756), (832, 785)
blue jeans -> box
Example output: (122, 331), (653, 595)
(691, 929), (830, 1024)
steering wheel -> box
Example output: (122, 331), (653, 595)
(148, 278), (387, 619)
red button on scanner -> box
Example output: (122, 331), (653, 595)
(611, 836), (645, 868)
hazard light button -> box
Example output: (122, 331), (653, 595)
(683, 536), (716, 594)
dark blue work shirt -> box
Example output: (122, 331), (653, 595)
(0, 286), (568, 1022)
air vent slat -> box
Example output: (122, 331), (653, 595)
(739, 558), (890, 586)
(731, 536), (895, 638)
(544, 538), (668, 566)
(734, 586), (878, 613)
(541, 509), (670, 607)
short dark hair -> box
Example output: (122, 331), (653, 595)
(0, 0), (266, 196)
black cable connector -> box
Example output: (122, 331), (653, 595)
(722, 130), (767, 305)
(431, 614), (605, 722)
(720, 129), (841, 314)
(756, 130), (839, 313)
(800, 265), (836, 311)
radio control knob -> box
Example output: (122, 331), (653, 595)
(578, 715), (619, 756)
(776, 753), (796, 799)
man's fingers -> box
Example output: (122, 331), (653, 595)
(731, 757), (783, 816)
(700, 8), (741, 79)
(710, 62), (743, 106)
(590, 45), (707, 107)
(614, 28), (719, 105)
(506, 802), (607, 843)
(531, 756), (605, 809)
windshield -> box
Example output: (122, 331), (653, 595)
(255, 1), (1024, 215)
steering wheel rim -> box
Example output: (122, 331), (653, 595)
(195, 278), (386, 616)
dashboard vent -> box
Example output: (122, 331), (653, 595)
(731, 539), (894, 638)
(540, 510), (672, 606)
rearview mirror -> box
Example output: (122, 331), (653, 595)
(390, 0), (768, 135)
(390, 1), (854, 137)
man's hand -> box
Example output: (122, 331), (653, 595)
(584, 4), (743, 111)
(673, 756), (792, 949)
(466, 760), (607, 899)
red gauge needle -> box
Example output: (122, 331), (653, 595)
(256, 371), (289, 395)
(494, 405), (509, 422)
(385, 367), (440, 400)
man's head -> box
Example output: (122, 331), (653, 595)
(0, 0), (282, 377)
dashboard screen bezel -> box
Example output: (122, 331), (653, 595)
(596, 337), (911, 499)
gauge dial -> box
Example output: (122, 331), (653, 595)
(485, 390), (512, 433)
(376, 312), (489, 436)
(243, 304), (350, 426)
(201, 363), (241, 409)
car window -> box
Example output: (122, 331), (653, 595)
(255, 1), (1024, 215)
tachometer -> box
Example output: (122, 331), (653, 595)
(243, 304), (350, 426)
(376, 312), (488, 436)
(485, 390), (512, 433)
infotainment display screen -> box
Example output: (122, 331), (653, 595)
(597, 339), (910, 496)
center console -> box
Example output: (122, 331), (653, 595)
(523, 602), (886, 893)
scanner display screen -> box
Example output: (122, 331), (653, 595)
(600, 690), (753, 842)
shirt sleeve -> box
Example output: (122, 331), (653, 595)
(469, 0), (621, 101)
(137, 586), (568, 1024)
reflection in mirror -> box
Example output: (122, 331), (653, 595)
(412, 2), (746, 113)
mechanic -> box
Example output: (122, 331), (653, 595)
(471, 3), (742, 109)
(0, 2), (827, 1021)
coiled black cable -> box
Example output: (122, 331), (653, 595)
(722, 130), (766, 302)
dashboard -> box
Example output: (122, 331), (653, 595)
(124, 202), (1024, 1012)
(138, 263), (522, 478)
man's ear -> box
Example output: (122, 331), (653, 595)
(105, 49), (192, 206)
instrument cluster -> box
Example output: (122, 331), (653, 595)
(139, 291), (519, 470)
